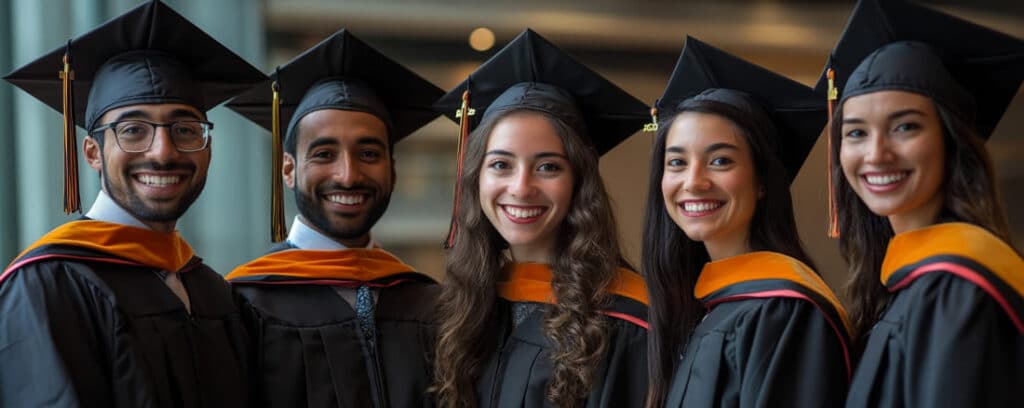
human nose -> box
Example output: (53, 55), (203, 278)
(332, 151), (363, 187)
(507, 166), (536, 198)
(683, 164), (711, 193)
(863, 131), (895, 164)
(145, 126), (181, 160)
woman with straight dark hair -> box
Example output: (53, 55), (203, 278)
(822, 1), (1024, 406)
(644, 37), (851, 408)
(432, 30), (651, 408)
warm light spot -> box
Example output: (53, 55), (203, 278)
(469, 27), (495, 51)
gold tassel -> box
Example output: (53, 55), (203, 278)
(826, 68), (840, 238)
(444, 89), (474, 249)
(271, 79), (287, 242)
(60, 44), (80, 214)
(643, 107), (658, 132)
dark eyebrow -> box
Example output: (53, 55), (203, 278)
(356, 137), (388, 150)
(842, 108), (926, 125)
(169, 109), (203, 121)
(111, 110), (150, 122)
(485, 149), (514, 157)
(665, 143), (737, 155)
(484, 150), (567, 160)
(888, 109), (926, 121)
(111, 108), (202, 122)
(705, 142), (737, 154)
(306, 137), (339, 152)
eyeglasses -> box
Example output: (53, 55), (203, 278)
(90, 120), (213, 153)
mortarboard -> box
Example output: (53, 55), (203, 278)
(817, 0), (1024, 140)
(434, 28), (650, 247)
(226, 29), (444, 242)
(3, 0), (267, 214)
(816, 0), (1024, 236)
(653, 36), (827, 184)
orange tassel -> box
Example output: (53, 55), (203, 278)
(60, 44), (80, 214)
(270, 78), (287, 242)
(826, 68), (840, 238)
(444, 89), (474, 249)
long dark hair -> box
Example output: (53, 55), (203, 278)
(643, 98), (816, 408)
(831, 98), (1014, 343)
(434, 108), (629, 408)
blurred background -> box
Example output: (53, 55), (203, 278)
(1, 0), (1022, 295)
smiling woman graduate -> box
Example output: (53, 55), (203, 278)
(820, 0), (1024, 406)
(0, 1), (266, 406)
(432, 29), (651, 408)
(643, 37), (851, 408)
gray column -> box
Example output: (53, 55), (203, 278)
(166, 0), (269, 274)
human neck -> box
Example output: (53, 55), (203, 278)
(703, 230), (751, 261)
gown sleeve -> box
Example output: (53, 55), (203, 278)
(853, 273), (1024, 408)
(725, 297), (848, 408)
(0, 262), (116, 407)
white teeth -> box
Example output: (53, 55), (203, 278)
(137, 175), (181, 186)
(865, 173), (908, 185)
(504, 206), (544, 219)
(326, 194), (363, 205)
(683, 202), (722, 213)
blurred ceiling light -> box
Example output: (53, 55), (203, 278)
(469, 27), (496, 51)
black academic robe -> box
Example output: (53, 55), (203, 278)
(231, 242), (440, 408)
(476, 295), (649, 408)
(846, 223), (1024, 408)
(666, 252), (851, 408)
(0, 244), (249, 408)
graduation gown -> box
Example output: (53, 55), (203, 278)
(0, 220), (248, 408)
(227, 242), (440, 408)
(666, 251), (852, 408)
(477, 263), (650, 408)
(846, 222), (1024, 408)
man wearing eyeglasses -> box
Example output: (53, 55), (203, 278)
(0, 2), (265, 406)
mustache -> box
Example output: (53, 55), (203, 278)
(127, 161), (196, 172)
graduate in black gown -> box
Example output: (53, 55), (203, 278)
(431, 29), (651, 408)
(819, 1), (1024, 406)
(642, 37), (852, 408)
(224, 29), (445, 407)
(0, 1), (266, 406)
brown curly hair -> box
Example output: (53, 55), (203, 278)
(434, 108), (628, 408)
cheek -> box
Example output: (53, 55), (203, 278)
(838, 144), (860, 181)
(661, 173), (679, 203)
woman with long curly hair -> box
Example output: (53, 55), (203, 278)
(823, 1), (1024, 406)
(432, 29), (651, 408)
(644, 37), (851, 408)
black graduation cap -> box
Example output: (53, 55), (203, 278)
(816, 0), (1024, 140)
(2, 0), (267, 214)
(226, 29), (444, 242)
(654, 36), (827, 184)
(434, 28), (650, 156)
(227, 29), (444, 146)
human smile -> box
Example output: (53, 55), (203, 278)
(501, 205), (547, 224)
(861, 171), (911, 193)
(679, 199), (724, 217)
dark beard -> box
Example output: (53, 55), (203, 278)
(294, 185), (391, 242)
(102, 160), (204, 223)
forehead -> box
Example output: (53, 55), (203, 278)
(98, 103), (204, 122)
(485, 112), (565, 154)
(295, 109), (389, 148)
(842, 90), (936, 118)
(666, 111), (747, 152)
